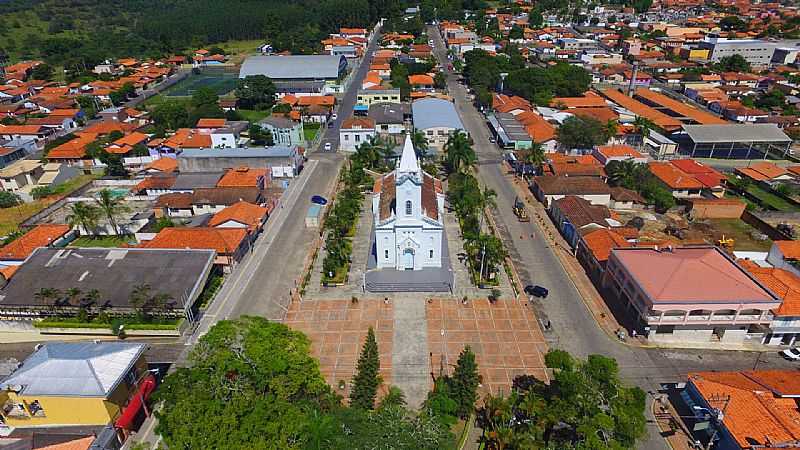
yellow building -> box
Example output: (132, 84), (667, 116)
(0, 342), (148, 428)
(356, 88), (401, 106)
(680, 47), (710, 60)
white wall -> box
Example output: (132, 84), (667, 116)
(340, 128), (376, 151)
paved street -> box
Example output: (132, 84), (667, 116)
(428, 25), (797, 450)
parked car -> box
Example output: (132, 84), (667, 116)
(331, 113), (338, 121)
(324, 142), (332, 151)
(524, 285), (548, 298)
(781, 348), (800, 360)
(311, 195), (328, 205)
(489, 136), (496, 144)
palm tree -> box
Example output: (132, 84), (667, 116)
(411, 130), (429, 160)
(65, 287), (82, 306)
(606, 159), (647, 189)
(521, 142), (546, 178)
(444, 130), (476, 174)
(34, 288), (61, 314)
(66, 202), (100, 237)
(604, 119), (619, 142)
(96, 189), (130, 236)
(633, 116), (655, 148)
(477, 185), (497, 214)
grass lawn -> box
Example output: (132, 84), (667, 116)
(238, 109), (271, 123)
(745, 184), (800, 212)
(304, 123), (321, 143)
(708, 219), (773, 252)
(0, 174), (96, 236)
(70, 235), (133, 248)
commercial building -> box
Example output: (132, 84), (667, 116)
(698, 36), (786, 66)
(0, 342), (153, 430)
(602, 246), (781, 343)
(238, 55), (347, 95)
(0, 247), (215, 320)
(177, 146), (303, 178)
(674, 124), (793, 159)
(411, 98), (465, 150)
(357, 88), (401, 106)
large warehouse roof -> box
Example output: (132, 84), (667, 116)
(682, 124), (792, 144)
(239, 55), (345, 79)
(412, 98), (464, 131)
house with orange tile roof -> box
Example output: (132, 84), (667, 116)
(216, 166), (269, 189)
(550, 92), (608, 109)
(208, 201), (268, 232)
(592, 144), (647, 165)
(648, 161), (704, 198)
(142, 227), (249, 270)
(767, 241), (800, 280)
(670, 159), (726, 197)
(735, 161), (794, 184)
(576, 228), (631, 278)
(141, 156), (178, 174)
(339, 117), (376, 152)
(604, 246), (782, 342)
(0, 224), (74, 266)
(683, 370), (800, 448)
(740, 259), (800, 345)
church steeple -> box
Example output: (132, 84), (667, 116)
(397, 133), (420, 175)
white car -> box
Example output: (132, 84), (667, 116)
(324, 142), (333, 152)
(428, 40), (434, 46)
(781, 348), (800, 360)
(331, 113), (338, 121)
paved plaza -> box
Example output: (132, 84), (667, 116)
(427, 298), (549, 396)
(284, 298), (394, 401)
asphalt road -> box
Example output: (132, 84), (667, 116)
(428, 25), (797, 449)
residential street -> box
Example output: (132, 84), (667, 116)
(428, 25), (796, 450)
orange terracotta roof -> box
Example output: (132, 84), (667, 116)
(747, 162), (790, 180)
(775, 241), (800, 260)
(38, 436), (95, 450)
(112, 131), (149, 147)
(163, 128), (212, 149)
(492, 94), (532, 113)
(688, 371), (800, 449)
(571, 107), (619, 124)
(216, 167), (268, 188)
(0, 224), (71, 261)
(208, 201), (268, 230)
(408, 74), (434, 85)
(297, 95), (335, 106)
(46, 133), (99, 160)
(596, 144), (643, 159)
(743, 264), (800, 316)
(143, 227), (247, 255)
(341, 117), (375, 129)
(600, 89), (683, 131)
(145, 157), (178, 173)
(551, 92), (607, 109)
(195, 118), (226, 128)
(515, 111), (556, 143)
(648, 161), (704, 190)
(582, 228), (631, 262)
(82, 121), (138, 135)
(48, 108), (80, 117)
(0, 264), (19, 280)
(634, 88), (727, 125)
(0, 125), (45, 135)
(736, 167), (771, 182)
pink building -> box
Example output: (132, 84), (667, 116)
(602, 246), (780, 343)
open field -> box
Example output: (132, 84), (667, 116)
(161, 67), (239, 97)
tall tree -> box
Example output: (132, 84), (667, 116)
(451, 346), (481, 418)
(350, 327), (382, 409)
(96, 189), (130, 235)
(66, 201), (100, 236)
(557, 116), (609, 150)
(444, 130), (476, 174)
(235, 75), (277, 110)
(412, 129), (429, 160)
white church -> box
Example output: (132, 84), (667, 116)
(372, 134), (445, 271)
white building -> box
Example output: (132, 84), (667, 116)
(372, 134), (444, 270)
(412, 98), (465, 150)
(339, 117), (376, 152)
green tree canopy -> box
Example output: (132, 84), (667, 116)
(349, 327), (382, 409)
(715, 54), (751, 73)
(479, 350), (647, 449)
(556, 116), (609, 150)
(236, 75), (277, 111)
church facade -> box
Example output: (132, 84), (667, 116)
(372, 134), (445, 271)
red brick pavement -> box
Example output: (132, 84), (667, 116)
(285, 299), (394, 400)
(427, 298), (549, 397)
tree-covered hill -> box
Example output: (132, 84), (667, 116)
(0, 0), (398, 65)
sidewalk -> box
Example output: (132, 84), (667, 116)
(506, 175), (624, 342)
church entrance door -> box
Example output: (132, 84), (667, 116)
(402, 248), (414, 270)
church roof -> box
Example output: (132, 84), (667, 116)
(376, 171), (442, 223)
(398, 133), (419, 174)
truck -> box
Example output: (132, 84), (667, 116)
(513, 197), (529, 222)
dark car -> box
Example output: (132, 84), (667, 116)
(311, 195), (328, 205)
(524, 285), (548, 298)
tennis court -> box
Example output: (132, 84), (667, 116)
(162, 67), (239, 97)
